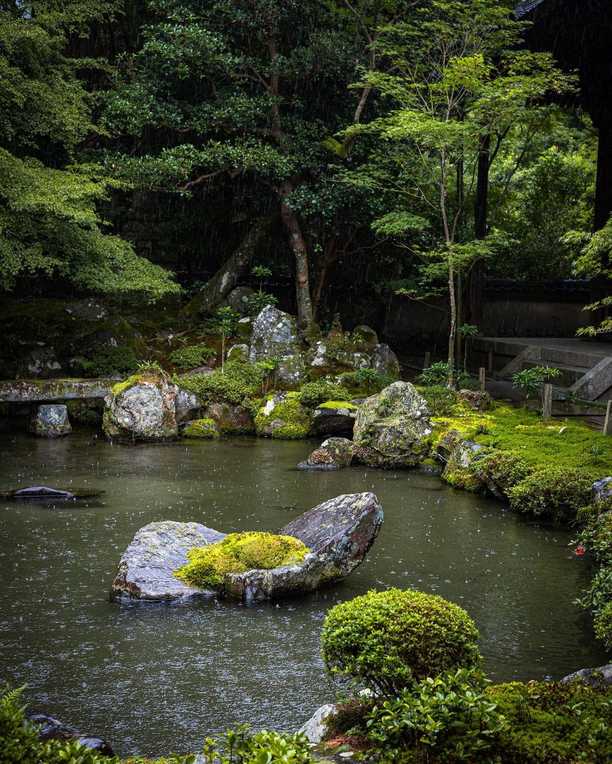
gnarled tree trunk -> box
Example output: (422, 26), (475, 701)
(279, 181), (313, 331)
(181, 217), (271, 317)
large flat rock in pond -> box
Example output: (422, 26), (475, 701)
(111, 492), (383, 604)
(111, 521), (225, 602)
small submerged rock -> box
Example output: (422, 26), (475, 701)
(2, 485), (103, 503)
(27, 712), (114, 756)
(111, 492), (383, 603)
(29, 404), (72, 438)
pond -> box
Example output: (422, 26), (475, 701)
(0, 430), (606, 757)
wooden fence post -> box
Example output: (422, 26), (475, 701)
(604, 400), (612, 435)
(479, 367), (486, 392)
(542, 384), (553, 421)
(424, 351), (431, 370)
(487, 349), (494, 373)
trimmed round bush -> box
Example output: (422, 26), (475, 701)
(322, 588), (481, 696)
(175, 532), (309, 589)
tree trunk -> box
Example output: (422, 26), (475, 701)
(312, 239), (338, 321)
(468, 133), (491, 327)
(279, 181), (313, 331)
(181, 217), (270, 317)
(448, 257), (457, 389)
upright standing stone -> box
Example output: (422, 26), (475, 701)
(249, 305), (305, 386)
(29, 404), (71, 437)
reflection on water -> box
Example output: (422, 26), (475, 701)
(0, 431), (605, 756)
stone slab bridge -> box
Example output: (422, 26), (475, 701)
(0, 379), (115, 404)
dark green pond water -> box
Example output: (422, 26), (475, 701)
(0, 430), (606, 757)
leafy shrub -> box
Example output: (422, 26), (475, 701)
(417, 362), (473, 389)
(574, 510), (612, 648)
(175, 532), (309, 589)
(169, 344), (216, 370)
(199, 724), (311, 764)
(177, 360), (275, 405)
(322, 589), (481, 697)
(0, 685), (114, 764)
(512, 366), (561, 400)
(508, 468), (593, 523)
(489, 680), (612, 763)
(246, 291), (278, 316)
(419, 385), (459, 416)
(339, 368), (393, 395)
(76, 344), (139, 377)
(366, 668), (506, 762)
(299, 380), (351, 408)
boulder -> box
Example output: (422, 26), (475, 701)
(23, 347), (62, 378)
(457, 389), (492, 411)
(371, 343), (400, 378)
(255, 392), (312, 439)
(437, 431), (484, 490)
(311, 401), (358, 437)
(249, 305), (305, 386)
(7, 486), (75, 501)
(111, 521), (226, 601)
(27, 713), (114, 757)
(103, 373), (179, 442)
(299, 704), (337, 744)
(225, 286), (255, 315)
(29, 404), (71, 438)
(175, 388), (202, 424)
(592, 477), (612, 504)
(111, 492), (383, 603)
(561, 664), (612, 687)
(353, 382), (432, 468)
(298, 437), (356, 471)
(203, 401), (255, 434)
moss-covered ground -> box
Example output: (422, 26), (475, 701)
(431, 402), (612, 479)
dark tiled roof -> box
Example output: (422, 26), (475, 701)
(515, 0), (547, 18)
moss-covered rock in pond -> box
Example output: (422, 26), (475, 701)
(111, 492), (383, 603)
(255, 392), (312, 439)
(182, 418), (219, 439)
(298, 437), (356, 471)
(103, 372), (179, 442)
(353, 382), (432, 468)
(29, 404), (72, 438)
(175, 532), (310, 589)
(202, 401), (255, 434)
(437, 430), (485, 491)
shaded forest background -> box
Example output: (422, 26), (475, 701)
(0, 0), (610, 363)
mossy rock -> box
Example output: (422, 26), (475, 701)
(255, 392), (312, 439)
(182, 418), (219, 439)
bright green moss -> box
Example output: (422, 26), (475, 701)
(182, 418), (219, 439)
(318, 400), (358, 410)
(255, 393), (312, 439)
(488, 680), (612, 763)
(175, 532), (310, 589)
(432, 403), (612, 478)
(111, 374), (143, 396)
